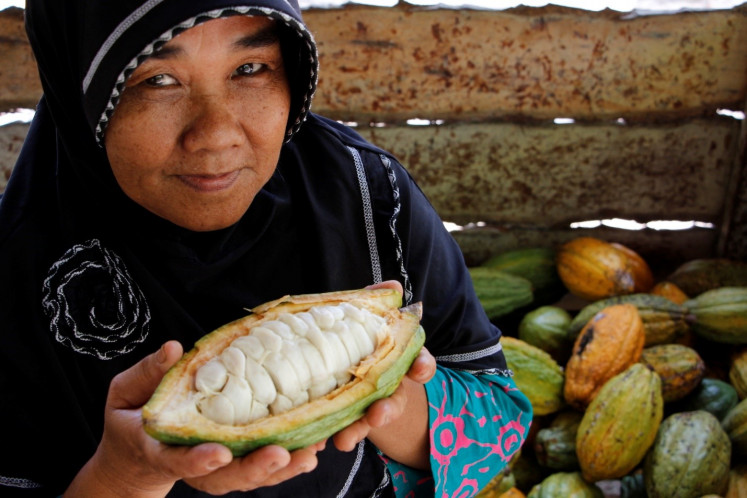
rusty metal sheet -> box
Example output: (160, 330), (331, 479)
(0, 122), (28, 191)
(0, 8), (42, 111)
(356, 117), (739, 226)
(306, 3), (747, 122)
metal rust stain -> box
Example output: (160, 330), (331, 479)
(304, 4), (747, 122)
(358, 118), (739, 227)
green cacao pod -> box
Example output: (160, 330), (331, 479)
(644, 410), (731, 498)
(527, 472), (603, 498)
(576, 363), (663, 482)
(668, 258), (747, 296)
(483, 247), (565, 305)
(469, 267), (535, 320)
(685, 287), (747, 344)
(142, 288), (425, 455)
(721, 397), (747, 455)
(671, 377), (739, 421)
(619, 471), (646, 498)
(730, 348), (747, 400)
(567, 293), (689, 346)
(533, 410), (582, 471)
(518, 306), (573, 364)
(639, 344), (705, 402)
(501, 336), (565, 416)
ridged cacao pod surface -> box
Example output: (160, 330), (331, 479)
(533, 410), (583, 470)
(726, 464), (747, 498)
(567, 293), (689, 346)
(518, 306), (573, 365)
(610, 242), (654, 293)
(730, 348), (747, 400)
(639, 344), (705, 402)
(650, 281), (689, 305)
(556, 237), (636, 301)
(721, 397), (747, 455)
(469, 267), (535, 320)
(576, 363), (662, 482)
(564, 304), (645, 410)
(644, 410), (731, 498)
(685, 287), (747, 344)
(482, 247), (565, 305)
(668, 258), (747, 296)
(672, 377), (739, 421)
(501, 336), (565, 416)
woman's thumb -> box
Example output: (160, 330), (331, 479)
(107, 341), (183, 409)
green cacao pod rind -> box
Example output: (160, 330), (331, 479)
(518, 306), (574, 364)
(143, 288), (425, 455)
(483, 247), (565, 304)
(527, 472), (603, 498)
(670, 377), (739, 421)
(644, 410), (731, 498)
(576, 363), (663, 482)
(567, 293), (689, 346)
(469, 267), (535, 320)
(533, 410), (582, 470)
(501, 336), (566, 416)
(685, 287), (747, 344)
(722, 397), (747, 455)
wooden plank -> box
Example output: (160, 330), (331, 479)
(1, 4), (746, 119)
(0, 8), (42, 111)
(306, 3), (747, 123)
(356, 117), (740, 226)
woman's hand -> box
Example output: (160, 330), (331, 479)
(65, 341), (325, 497)
(331, 280), (437, 470)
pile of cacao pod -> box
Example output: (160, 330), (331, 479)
(471, 237), (747, 498)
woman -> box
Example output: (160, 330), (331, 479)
(0, 0), (532, 496)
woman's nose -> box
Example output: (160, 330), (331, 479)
(181, 94), (246, 153)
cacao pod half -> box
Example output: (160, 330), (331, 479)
(142, 288), (425, 455)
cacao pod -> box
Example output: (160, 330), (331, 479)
(639, 343), (705, 402)
(567, 293), (689, 346)
(644, 410), (731, 498)
(501, 336), (566, 416)
(576, 363), (662, 482)
(686, 286), (747, 344)
(564, 304), (645, 410)
(556, 237), (635, 301)
(142, 288), (425, 455)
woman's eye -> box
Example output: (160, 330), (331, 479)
(234, 63), (265, 77)
(144, 74), (178, 87)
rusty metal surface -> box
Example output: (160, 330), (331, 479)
(357, 117), (739, 226)
(0, 122), (28, 191)
(0, 8), (41, 111)
(306, 3), (747, 123)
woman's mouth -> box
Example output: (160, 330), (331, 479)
(177, 171), (241, 192)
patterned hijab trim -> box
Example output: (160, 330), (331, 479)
(93, 6), (318, 144)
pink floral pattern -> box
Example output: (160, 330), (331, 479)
(382, 367), (532, 498)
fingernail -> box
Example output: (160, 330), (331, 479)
(156, 344), (167, 364)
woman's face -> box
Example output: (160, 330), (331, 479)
(105, 15), (291, 231)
